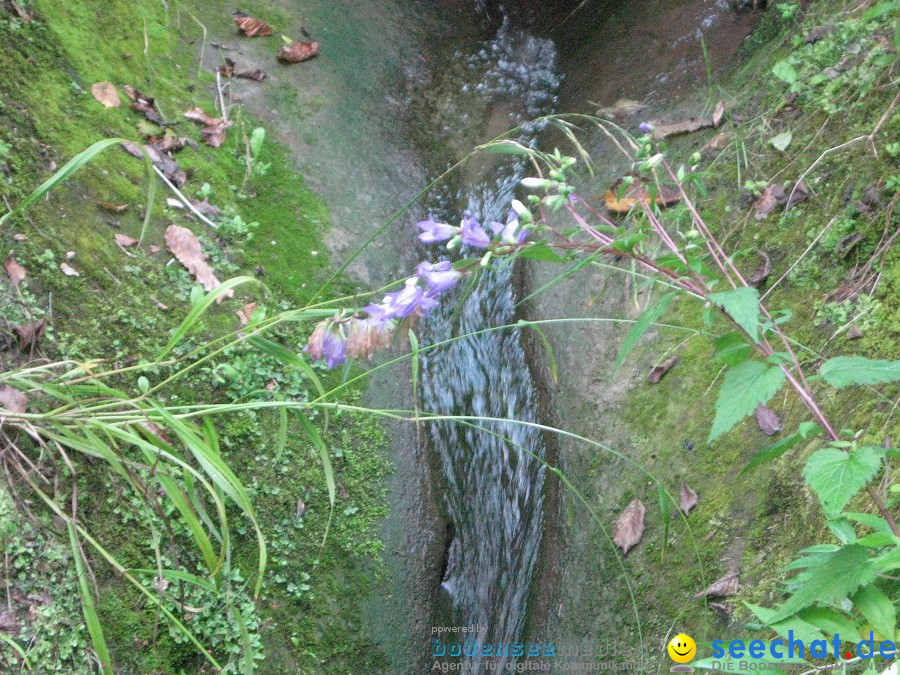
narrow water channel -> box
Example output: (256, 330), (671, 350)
(419, 19), (560, 671)
(229, 0), (759, 669)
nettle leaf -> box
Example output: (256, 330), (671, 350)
(709, 361), (785, 443)
(803, 445), (884, 517)
(710, 286), (761, 343)
(714, 331), (752, 366)
(746, 603), (825, 644)
(614, 291), (677, 374)
(819, 356), (900, 389)
(767, 544), (876, 624)
(797, 607), (861, 641)
(852, 584), (896, 640)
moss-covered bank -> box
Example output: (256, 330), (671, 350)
(525, 0), (898, 669)
(0, 1), (393, 671)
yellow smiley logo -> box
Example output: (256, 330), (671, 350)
(667, 633), (696, 663)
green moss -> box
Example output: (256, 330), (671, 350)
(0, 1), (391, 672)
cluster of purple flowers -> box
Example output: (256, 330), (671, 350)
(304, 213), (529, 369)
(417, 213), (527, 248)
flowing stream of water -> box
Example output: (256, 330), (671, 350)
(420, 19), (560, 670)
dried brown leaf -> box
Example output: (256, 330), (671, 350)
(694, 568), (739, 599)
(651, 116), (713, 140)
(4, 257), (26, 287)
(277, 42), (320, 64)
(755, 404), (781, 436)
(233, 12), (272, 37)
(114, 233), (139, 248)
(603, 179), (681, 213)
(120, 141), (187, 187)
(703, 132), (731, 151)
(0, 385), (27, 414)
(218, 58), (267, 82)
(846, 324), (863, 340)
(712, 100), (725, 128)
(613, 498), (645, 555)
(164, 225), (233, 303)
(123, 85), (167, 125)
(786, 179), (809, 210)
(237, 302), (259, 326)
(648, 355), (679, 384)
(183, 108), (233, 148)
(183, 107), (218, 126)
(91, 82), (121, 108)
(0, 610), (20, 635)
(14, 320), (45, 351)
(747, 252), (772, 288)
(753, 183), (785, 221)
(679, 483), (699, 516)
(98, 201), (129, 213)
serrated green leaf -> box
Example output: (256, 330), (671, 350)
(614, 292), (677, 375)
(714, 331), (752, 366)
(741, 422), (821, 474)
(770, 130), (793, 152)
(852, 584), (896, 640)
(767, 545), (876, 623)
(746, 603), (825, 644)
(803, 446), (884, 517)
(819, 356), (900, 389)
(797, 606), (861, 641)
(710, 286), (761, 343)
(709, 361), (785, 443)
(772, 60), (799, 84)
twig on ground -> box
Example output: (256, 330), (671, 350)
(152, 166), (218, 230)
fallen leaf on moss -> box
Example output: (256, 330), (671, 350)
(753, 183), (785, 220)
(4, 257), (26, 287)
(603, 179), (681, 213)
(613, 498), (645, 554)
(0, 609), (20, 635)
(164, 225), (233, 302)
(59, 263), (79, 277)
(0, 385), (27, 413)
(785, 179), (809, 210)
(91, 82), (121, 108)
(123, 85), (167, 126)
(98, 201), (129, 213)
(747, 251), (772, 288)
(277, 41), (320, 64)
(694, 568), (739, 599)
(703, 132), (731, 151)
(648, 355), (679, 383)
(183, 108), (233, 148)
(680, 483), (699, 515)
(121, 141), (187, 187)
(114, 233), (139, 248)
(218, 58), (267, 82)
(233, 12), (272, 37)
(237, 302), (259, 326)
(755, 404), (781, 436)
(14, 320), (45, 351)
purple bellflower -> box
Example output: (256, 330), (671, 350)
(416, 260), (460, 294)
(489, 212), (528, 245)
(417, 218), (458, 243)
(460, 217), (491, 249)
